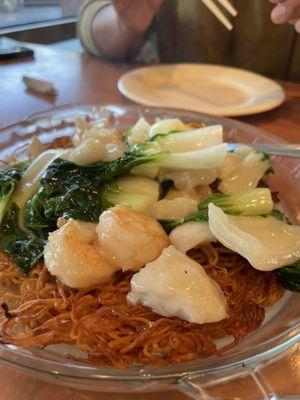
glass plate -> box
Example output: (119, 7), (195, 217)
(0, 104), (299, 400)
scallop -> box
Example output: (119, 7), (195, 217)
(208, 203), (300, 271)
(127, 245), (228, 324)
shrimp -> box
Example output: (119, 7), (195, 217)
(44, 219), (117, 288)
(96, 205), (170, 271)
(45, 206), (169, 288)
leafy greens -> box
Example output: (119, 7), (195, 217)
(24, 149), (159, 232)
(0, 162), (28, 222)
(0, 146), (162, 273)
(1, 142), (300, 293)
(0, 203), (46, 275)
(275, 261), (300, 292)
(0, 162), (45, 275)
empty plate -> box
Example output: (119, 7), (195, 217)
(118, 64), (285, 117)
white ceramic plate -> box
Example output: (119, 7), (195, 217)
(118, 64), (285, 117)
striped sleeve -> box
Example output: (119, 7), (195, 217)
(77, 0), (111, 57)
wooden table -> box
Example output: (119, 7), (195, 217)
(1, 44), (300, 142)
(0, 44), (300, 400)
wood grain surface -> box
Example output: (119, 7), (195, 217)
(1, 44), (300, 143)
(0, 44), (299, 400)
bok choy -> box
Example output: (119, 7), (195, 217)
(0, 162), (28, 222)
(0, 162), (45, 275)
(160, 188), (273, 232)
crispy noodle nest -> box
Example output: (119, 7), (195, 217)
(0, 243), (284, 368)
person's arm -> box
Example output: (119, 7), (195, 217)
(78, 0), (163, 60)
(270, 0), (300, 33)
(91, 4), (145, 60)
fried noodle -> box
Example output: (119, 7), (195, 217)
(0, 243), (284, 367)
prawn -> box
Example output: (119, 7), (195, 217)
(44, 219), (117, 288)
(96, 205), (170, 271)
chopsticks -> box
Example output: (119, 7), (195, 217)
(201, 0), (237, 30)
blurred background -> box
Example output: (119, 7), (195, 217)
(1, 0), (299, 81)
(0, 0), (83, 49)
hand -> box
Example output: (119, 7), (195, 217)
(112, 0), (164, 33)
(269, 0), (300, 33)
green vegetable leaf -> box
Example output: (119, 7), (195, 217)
(25, 172), (104, 232)
(269, 209), (291, 224)
(258, 151), (270, 162)
(41, 149), (157, 186)
(0, 203), (45, 275)
(123, 128), (133, 143)
(0, 162), (28, 223)
(0, 149), (162, 274)
(275, 260), (300, 292)
(160, 189), (273, 233)
(0, 162), (44, 274)
(25, 150), (160, 233)
(149, 130), (181, 142)
(159, 211), (207, 233)
(256, 151), (273, 174)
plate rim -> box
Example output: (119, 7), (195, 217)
(118, 63), (286, 117)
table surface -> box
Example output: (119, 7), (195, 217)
(1, 44), (300, 142)
(0, 44), (300, 400)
